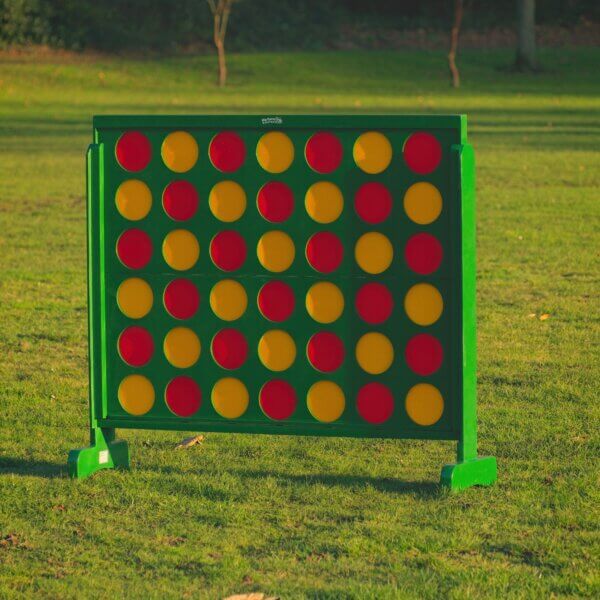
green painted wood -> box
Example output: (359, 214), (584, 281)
(68, 427), (129, 479)
(457, 142), (478, 462)
(93, 114), (465, 132)
(439, 141), (496, 490)
(69, 114), (496, 490)
(440, 456), (497, 491)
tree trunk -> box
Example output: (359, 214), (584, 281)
(515, 0), (537, 71)
(448, 0), (463, 88)
(210, 1), (230, 87)
(216, 40), (227, 87)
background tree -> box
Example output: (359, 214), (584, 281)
(515, 0), (538, 71)
(207, 0), (235, 86)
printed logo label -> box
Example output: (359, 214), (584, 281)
(261, 116), (283, 125)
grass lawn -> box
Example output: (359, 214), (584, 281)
(0, 47), (598, 598)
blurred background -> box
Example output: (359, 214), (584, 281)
(1, 0), (598, 54)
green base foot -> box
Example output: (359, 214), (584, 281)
(68, 428), (129, 479)
(440, 456), (497, 491)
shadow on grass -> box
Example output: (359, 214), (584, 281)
(144, 465), (441, 498)
(0, 457), (442, 499)
(0, 456), (65, 478)
(241, 469), (441, 498)
(1, 109), (598, 152)
(0, 457), (441, 498)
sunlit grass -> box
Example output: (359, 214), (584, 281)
(0, 47), (598, 598)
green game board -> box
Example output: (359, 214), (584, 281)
(68, 115), (496, 491)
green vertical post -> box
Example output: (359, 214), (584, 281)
(440, 138), (497, 491)
(67, 143), (129, 479)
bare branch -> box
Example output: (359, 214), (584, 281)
(220, 4), (231, 41)
(213, 12), (221, 47)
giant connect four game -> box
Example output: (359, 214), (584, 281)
(68, 115), (496, 491)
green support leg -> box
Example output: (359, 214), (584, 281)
(440, 456), (497, 492)
(68, 427), (129, 479)
(439, 142), (497, 493)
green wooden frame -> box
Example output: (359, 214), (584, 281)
(68, 115), (496, 491)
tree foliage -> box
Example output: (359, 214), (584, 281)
(0, 0), (596, 51)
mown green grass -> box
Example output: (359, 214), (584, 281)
(0, 48), (599, 599)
